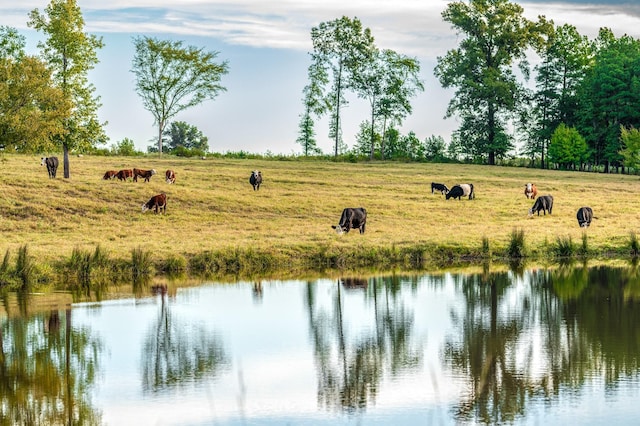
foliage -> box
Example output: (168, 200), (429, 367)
(507, 228), (526, 258)
(131, 36), (229, 154)
(28, 0), (107, 178)
(297, 56), (327, 156)
(548, 123), (589, 169)
(619, 126), (640, 171)
(435, 0), (551, 165)
(111, 137), (141, 156)
(162, 121), (209, 153)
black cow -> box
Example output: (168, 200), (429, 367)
(446, 183), (474, 200)
(41, 156), (59, 178)
(431, 182), (449, 194)
(249, 170), (263, 190)
(528, 195), (553, 216)
(577, 206), (594, 227)
(332, 207), (367, 234)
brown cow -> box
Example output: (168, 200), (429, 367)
(116, 169), (134, 181)
(524, 183), (537, 199)
(133, 168), (157, 182)
(165, 169), (176, 184)
(141, 193), (167, 214)
(103, 170), (117, 180)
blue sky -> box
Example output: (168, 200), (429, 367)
(2, 1), (640, 154)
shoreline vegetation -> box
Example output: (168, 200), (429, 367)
(1, 153), (640, 292)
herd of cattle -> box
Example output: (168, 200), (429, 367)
(40, 156), (595, 230)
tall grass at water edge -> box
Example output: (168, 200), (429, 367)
(2, 154), (640, 283)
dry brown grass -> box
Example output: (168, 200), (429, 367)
(1, 153), (640, 267)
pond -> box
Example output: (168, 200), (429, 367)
(2, 263), (640, 425)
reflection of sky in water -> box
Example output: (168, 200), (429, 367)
(67, 272), (640, 425)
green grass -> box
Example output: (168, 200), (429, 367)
(1, 153), (640, 278)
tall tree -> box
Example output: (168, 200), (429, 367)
(131, 37), (229, 154)
(310, 16), (375, 157)
(351, 48), (423, 159)
(434, 0), (550, 165)
(297, 56), (327, 156)
(28, 0), (106, 178)
(162, 121), (209, 152)
(620, 125), (640, 171)
(524, 24), (592, 168)
(0, 26), (69, 152)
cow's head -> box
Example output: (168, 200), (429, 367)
(40, 157), (46, 166)
(141, 203), (149, 213)
(525, 183), (532, 192)
(528, 207), (534, 217)
(151, 169), (157, 175)
(331, 224), (345, 234)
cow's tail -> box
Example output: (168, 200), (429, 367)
(469, 183), (475, 200)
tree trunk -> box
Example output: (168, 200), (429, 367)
(158, 122), (164, 154)
(63, 143), (70, 179)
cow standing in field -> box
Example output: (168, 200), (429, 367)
(116, 169), (134, 181)
(141, 193), (167, 214)
(41, 156), (59, 178)
(431, 182), (449, 195)
(249, 170), (263, 190)
(103, 170), (117, 180)
(446, 183), (475, 200)
(332, 207), (367, 234)
(577, 206), (595, 227)
(133, 168), (157, 182)
(165, 169), (176, 184)
(524, 183), (537, 199)
(529, 195), (554, 216)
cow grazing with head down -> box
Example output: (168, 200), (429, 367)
(41, 156), (59, 178)
(332, 207), (367, 234)
(431, 182), (449, 195)
(103, 170), (117, 180)
(133, 168), (157, 182)
(528, 195), (553, 216)
(577, 206), (594, 227)
(524, 183), (537, 199)
(249, 170), (263, 190)
(116, 169), (134, 181)
(165, 169), (176, 184)
(446, 183), (475, 200)
(141, 193), (167, 214)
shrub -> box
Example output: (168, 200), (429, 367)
(507, 229), (526, 258)
(630, 232), (640, 256)
(554, 236), (574, 258)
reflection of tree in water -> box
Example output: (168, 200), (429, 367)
(305, 276), (422, 413)
(0, 297), (102, 425)
(444, 264), (640, 424)
(141, 295), (228, 393)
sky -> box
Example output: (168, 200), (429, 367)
(2, 1), (640, 155)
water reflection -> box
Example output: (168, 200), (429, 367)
(0, 293), (102, 425)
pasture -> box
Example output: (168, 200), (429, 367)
(1, 154), (639, 272)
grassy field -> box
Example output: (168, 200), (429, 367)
(1, 153), (640, 277)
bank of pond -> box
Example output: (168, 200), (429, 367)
(2, 263), (640, 425)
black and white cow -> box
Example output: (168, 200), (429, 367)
(332, 207), (367, 234)
(446, 183), (474, 200)
(431, 182), (449, 195)
(528, 195), (553, 216)
(249, 170), (263, 190)
(40, 156), (59, 179)
(577, 206), (594, 227)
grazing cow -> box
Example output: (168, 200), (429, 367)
(249, 170), (263, 190)
(431, 182), (449, 195)
(141, 193), (167, 214)
(524, 183), (537, 199)
(40, 156), (59, 179)
(116, 169), (134, 181)
(331, 207), (367, 234)
(165, 169), (176, 184)
(133, 168), (157, 182)
(103, 170), (117, 180)
(528, 195), (554, 216)
(577, 206), (594, 227)
(446, 183), (475, 200)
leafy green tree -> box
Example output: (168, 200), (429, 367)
(424, 135), (448, 162)
(576, 29), (640, 172)
(524, 24), (592, 168)
(548, 123), (589, 169)
(297, 57), (327, 156)
(435, 0), (550, 165)
(111, 137), (138, 156)
(0, 27), (69, 152)
(310, 16), (375, 157)
(162, 121), (209, 152)
(351, 48), (423, 159)
(28, 0), (107, 178)
(131, 36), (229, 154)
(620, 126), (640, 171)
(353, 120), (381, 157)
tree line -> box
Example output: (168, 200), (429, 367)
(2, 0), (640, 174)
